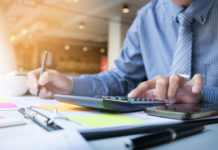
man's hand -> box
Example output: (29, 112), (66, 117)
(128, 74), (203, 104)
(26, 68), (73, 99)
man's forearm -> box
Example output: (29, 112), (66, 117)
(71, 68), (140, 96)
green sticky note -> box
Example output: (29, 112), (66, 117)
(0, 99), (9, 103)
(67, 114), (147, 127)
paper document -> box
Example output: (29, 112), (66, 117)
(0, 103), (18, 111)
(0, 96), (61, 108)
(40, 104), (94, 112)
(0, 103), (17, 108)
(0, 117), (26, 128)
(53, 111), (182, 135)
(1, 96), (182, 135)
(0, 99), (9, 102)
(0, 129), (94, 150)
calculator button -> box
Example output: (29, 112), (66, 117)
(128, 98), (135, 102)
(102, 96), (110, 98)
(94, 95), (102, 98)
(110, 96), (118, 99)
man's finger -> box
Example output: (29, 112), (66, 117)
(167, 74), (181, 98)
(38, 70), (57, 86)
(192, 74), (203, 94)
(138, 89), (156, 100)
(39, 87), (48, 99)
(156, 76), (168, 100)
(29, 87), (37, 95)
(128, 79), (156, 98)
(27, 68), (41, 88)
(39, 87), (54, 99)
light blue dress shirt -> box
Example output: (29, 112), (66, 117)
(72, 0), (218, 104)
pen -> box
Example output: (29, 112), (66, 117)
(37, 50), (48, 96)
(125, 123), (205, 150)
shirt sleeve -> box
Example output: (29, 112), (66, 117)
(201, 86), (218, 104)
(71, 12), (146, 96)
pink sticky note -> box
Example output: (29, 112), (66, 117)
(0, 116), (5, 119)
(0, 103), (17, 108)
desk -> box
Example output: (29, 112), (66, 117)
(1, 122), (218, 150)
(90, 123), (218, 150)
(1, 97), (218, 150)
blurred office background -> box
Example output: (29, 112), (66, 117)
(0, 0), (149, 75)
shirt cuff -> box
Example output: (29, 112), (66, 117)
(71, 76), (88, 96)
(201, 86), (218, 104)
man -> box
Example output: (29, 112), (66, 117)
(27, 0), (218, 104)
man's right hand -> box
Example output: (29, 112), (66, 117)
(128, 74), (203, 104)
(26, 68), (73, 99)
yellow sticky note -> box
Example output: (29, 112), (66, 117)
(0, 99), (9, 103)
(40, 104), (93, 112)
(67, 114), (147, 127)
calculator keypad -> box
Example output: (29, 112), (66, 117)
(100, 96), (164, 104)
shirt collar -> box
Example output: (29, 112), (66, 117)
(168, 0), (215, 24)
(168, 0), (183, 21)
